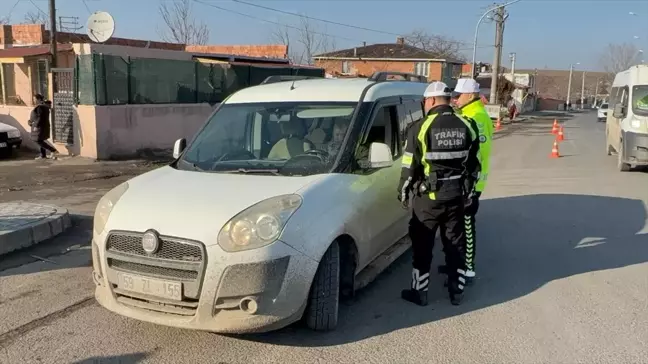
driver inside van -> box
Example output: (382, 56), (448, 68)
(327, 118), (350, 156)
(267, 117), (314, 160)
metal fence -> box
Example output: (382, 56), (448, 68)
(76, 54), (324, 106)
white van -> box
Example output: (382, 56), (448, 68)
(605, 65), (648, 171)
(92, 72), (430, 333)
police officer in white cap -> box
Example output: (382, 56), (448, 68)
(438, 78), (494, 285)
(398, 81), (481, 306)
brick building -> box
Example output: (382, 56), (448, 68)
(313, 37), (464, 86)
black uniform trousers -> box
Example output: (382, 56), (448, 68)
(463, 196), (480, 274)
(409, 195), (467, 294)
(440, 194), (480, 274)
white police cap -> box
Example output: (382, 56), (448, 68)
(423, 81), (452, 97)
(454, 78), (480, 93)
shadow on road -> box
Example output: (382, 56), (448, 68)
(242, 193), (648, 347)
(0, 215), (93, 275)
(71, 352), (150, 364)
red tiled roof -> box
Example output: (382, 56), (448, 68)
(0, 44), (73, 58)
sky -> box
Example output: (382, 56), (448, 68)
(3, 0), (648, 71)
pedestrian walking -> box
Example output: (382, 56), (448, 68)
(28, 94), (58, 160)
(398, 81), (481, 306)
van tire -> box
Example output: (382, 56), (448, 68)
(305, 241), (340, 331)
(618, 140), (631, 172)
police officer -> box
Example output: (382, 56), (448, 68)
(398, 82), (481, 306)
(453, 78), (493, 285)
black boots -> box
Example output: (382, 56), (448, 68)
(449, 292), (463, 306)
(403, 268), (430, 306)
(401, 289), (429, 306)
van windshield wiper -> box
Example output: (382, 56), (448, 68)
(219, 168), (281, 175)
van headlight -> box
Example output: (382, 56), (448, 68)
(631, 119), (641, 129)
(93, 182), (129, 236)
(218, 194), (302, 252)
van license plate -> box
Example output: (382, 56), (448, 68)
(118, 273), (182, 301)
(0, 143), (6, 148)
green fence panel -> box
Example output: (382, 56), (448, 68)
(77, 54), (97, 105)
(291, 67), (325, 77)
(102, 55), (129, 105)
(75, 55), (325, 105)
(248, 65), (292, 86)
(129, 58), (197, 104)
(196, 63), (226, 104)
(228, 64), (251, 94)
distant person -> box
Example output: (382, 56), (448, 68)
(28, 94), (58, 160)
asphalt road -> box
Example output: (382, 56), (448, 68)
(1, 111), (647, 364)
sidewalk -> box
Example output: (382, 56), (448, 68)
(0, 151), (167, 262)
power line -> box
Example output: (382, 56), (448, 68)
(193, 0), (360, 42)
(27, 0), (48, 17)
(194, 0), (492, 53)
(5, 0), (23, 22)
(81, 0), (92, 14)
(230, 0), (404, 38)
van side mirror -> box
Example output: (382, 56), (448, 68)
(173, 138), (187, 159)
(367, 142), (393, 168)
(613, 104), (625, 118)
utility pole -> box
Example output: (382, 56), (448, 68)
(49, 0), (58, 68)
(489, 5), (507, 105)
(566, 64), (574, 108)
(594, 78), (600, 106)
(581, 71), (586, 109)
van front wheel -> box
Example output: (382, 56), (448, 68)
(305, 241), (340, 331)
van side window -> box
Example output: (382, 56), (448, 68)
(397, 99), (424, 142)
(621, 87), (629, 110)
(356, 104), (400, 164)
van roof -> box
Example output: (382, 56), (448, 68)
(612, 64), (648, 87)
(226, 78), (428, 104)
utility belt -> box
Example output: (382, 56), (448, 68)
(415, 172), (465, 196)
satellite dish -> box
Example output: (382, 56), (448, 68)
(86, 11), (115, 43)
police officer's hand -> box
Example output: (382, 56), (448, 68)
(464, 193), (480, 215)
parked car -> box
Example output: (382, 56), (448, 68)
(597, 103), (609, 122)
(0, 122), (23, 156)
(92, 72), (428, 333)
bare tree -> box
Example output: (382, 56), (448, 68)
(271, 16), (336, 65)
(0, 16), (9, 24)
(404, 29), (467, 61)
(158, 0), (210, 45)
(599, 43), (642, 75)
(24, 11), (49, 28)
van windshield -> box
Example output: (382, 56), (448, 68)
(633, 85), (648, 116)
(601, 103), (608, 110)
(178, 102), (356, 176)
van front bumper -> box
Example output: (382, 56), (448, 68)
(623, 131), (648, 165)
(92, 232), (318, 334)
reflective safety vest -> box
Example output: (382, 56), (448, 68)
(458, 100), (493, 193)
(402, 111), (477, 200)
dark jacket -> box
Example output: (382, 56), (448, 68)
(398, 104), (481, 201)
(28, 102), (51, 142)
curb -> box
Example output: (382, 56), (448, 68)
(0, 202), (72, 256)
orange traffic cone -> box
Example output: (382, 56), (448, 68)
(557, 126), (565, 141)
(550, 140), (560, 158)
(495, 117), (502, 131)
(551, 119), (559, 135)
